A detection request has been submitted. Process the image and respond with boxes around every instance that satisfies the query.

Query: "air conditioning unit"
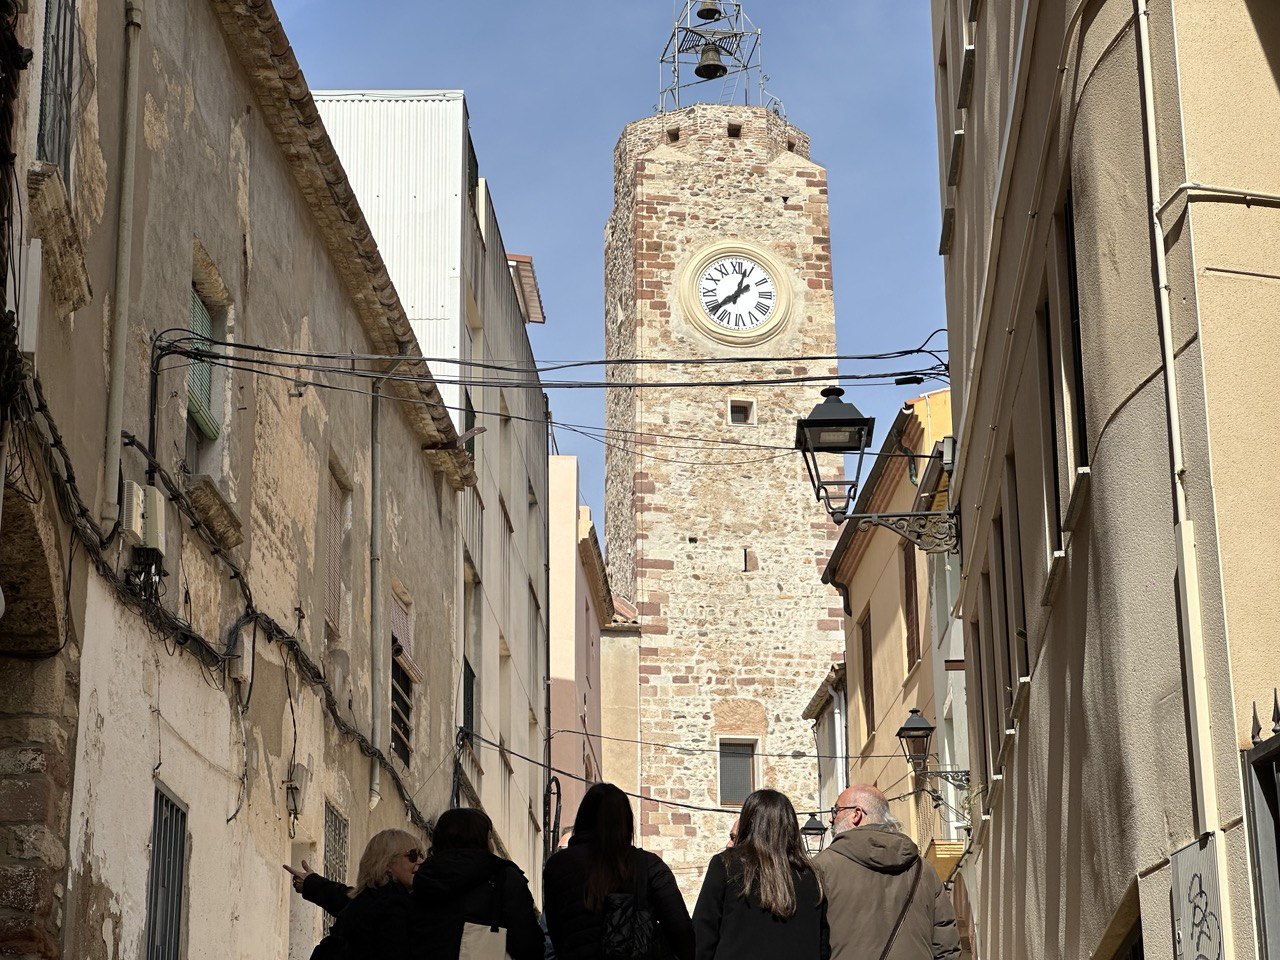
[142,485,166,556]
[4,239,43,361]
[121,480,145,545]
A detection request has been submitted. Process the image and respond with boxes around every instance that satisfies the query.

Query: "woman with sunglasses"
[413,807,545,960]
[286,827,422,958]
[692,789,830,960]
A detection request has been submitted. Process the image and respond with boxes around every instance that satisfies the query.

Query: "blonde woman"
[286,827,422,959]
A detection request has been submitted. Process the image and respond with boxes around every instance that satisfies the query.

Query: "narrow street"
[1,2,1278,959]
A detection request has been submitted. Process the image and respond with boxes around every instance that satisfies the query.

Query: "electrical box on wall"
[142,485,166,556]
[121,480,145,545]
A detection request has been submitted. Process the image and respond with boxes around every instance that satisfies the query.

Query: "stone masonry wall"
[604,105,845,900]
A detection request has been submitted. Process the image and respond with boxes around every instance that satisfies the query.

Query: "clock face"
[697,255,777,332]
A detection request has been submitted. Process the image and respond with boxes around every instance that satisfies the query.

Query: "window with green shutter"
[187,288,219,440]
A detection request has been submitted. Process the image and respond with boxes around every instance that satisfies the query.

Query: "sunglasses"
[404,849,423,863]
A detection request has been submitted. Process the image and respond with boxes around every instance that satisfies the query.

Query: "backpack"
[600,851,672,960]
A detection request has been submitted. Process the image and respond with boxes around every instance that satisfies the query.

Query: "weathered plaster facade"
[603,104,845,900]
[0,2,478,958]
[930,0,1280,955]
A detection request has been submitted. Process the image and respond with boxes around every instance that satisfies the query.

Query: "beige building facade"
[817,391,969,883]
[930,0,1280,956]
[548,456,612,833]
[603,103,846,899]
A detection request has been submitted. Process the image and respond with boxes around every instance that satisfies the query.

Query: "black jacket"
[692,853,829,960]
[414,849,545,960]
[543,837,695,960]
[300,875,415,959]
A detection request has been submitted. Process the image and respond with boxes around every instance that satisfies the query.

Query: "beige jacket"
[812,825,961,960]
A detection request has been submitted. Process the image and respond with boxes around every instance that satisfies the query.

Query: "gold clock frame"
[678,239,794,347]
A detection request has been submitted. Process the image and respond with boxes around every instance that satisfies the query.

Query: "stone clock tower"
[604,104,845,897]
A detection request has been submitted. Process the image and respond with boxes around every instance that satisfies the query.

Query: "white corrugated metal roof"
[315,90,469,428]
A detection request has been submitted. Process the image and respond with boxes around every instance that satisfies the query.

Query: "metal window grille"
[719,741,755,806]
[903,542,921,668]
[144,786,187,960]
[859,609,875,735]
[391,657,413,766]
[187,290,219,440]
[462,657,476,742]
[325,470,344,631]
[37,0,76,178]
[323,803,348,934]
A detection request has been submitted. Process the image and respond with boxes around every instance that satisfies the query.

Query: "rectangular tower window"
[727,123,742,139]
[728,399,755,425]
[666,127,680,144]
[719,740,756,806]
[144,785,187,960]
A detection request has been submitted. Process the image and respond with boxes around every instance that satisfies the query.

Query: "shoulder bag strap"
[877,859,924,960]
[490,862,507,932]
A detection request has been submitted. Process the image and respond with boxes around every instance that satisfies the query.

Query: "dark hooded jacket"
[413,848,545,960]
[300,874,414,959]
[542,835,695,960]
[811,825,961,960]
[692,851,829,960]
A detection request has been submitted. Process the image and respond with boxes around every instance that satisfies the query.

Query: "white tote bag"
[458,921,511,960]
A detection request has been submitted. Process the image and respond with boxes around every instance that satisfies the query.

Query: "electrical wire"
[549,728,910,764]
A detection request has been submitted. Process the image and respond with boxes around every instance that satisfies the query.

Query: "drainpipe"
[368,346,409,810]
[101,0,144,526]
[1134,0,1234,950]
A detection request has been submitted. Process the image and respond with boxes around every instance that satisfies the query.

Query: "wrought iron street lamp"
[895,708,934,775]
[893,708,971,791]
[800,813,828,854]
[795,387,960,554]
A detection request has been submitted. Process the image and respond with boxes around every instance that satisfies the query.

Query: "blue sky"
[278,0,945,527]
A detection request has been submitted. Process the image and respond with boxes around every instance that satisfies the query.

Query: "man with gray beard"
[813,785,961,960]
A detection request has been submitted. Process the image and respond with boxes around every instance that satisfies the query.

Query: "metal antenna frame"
[658,1,782,114]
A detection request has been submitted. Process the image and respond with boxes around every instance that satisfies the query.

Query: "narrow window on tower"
[728,399,755,426]
[727,123,742,139]
[666,127,680,144]
[718,739,757,806]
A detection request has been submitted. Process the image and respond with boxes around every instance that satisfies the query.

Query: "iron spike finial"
[1272,688,1280,736]
[1252,701,1263,746]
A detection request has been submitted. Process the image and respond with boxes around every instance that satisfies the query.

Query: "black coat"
[300,876,415,959]
[413,849,545,960]
[692,853,829,960]
[542,837,695,960]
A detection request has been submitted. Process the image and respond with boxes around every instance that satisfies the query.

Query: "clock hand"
[711,279,750,311]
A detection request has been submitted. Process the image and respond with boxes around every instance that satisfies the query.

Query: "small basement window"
[728,399,755,425]
[727,123,742,139]
[666,127,680,144]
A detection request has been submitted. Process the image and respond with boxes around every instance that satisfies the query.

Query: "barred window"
[390,592,416,768]
[322,803,348,934]
[718,740,756,806]
[38,0,77,179]
[144,786,188,960]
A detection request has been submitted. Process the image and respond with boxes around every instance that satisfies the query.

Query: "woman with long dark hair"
[543,782,695,960]
[692,789,829,960]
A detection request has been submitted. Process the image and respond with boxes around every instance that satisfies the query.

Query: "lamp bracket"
[845,511,960,555]
[917,768,972,790]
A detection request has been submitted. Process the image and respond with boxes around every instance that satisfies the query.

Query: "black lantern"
[895,708,935,775]
[800,813,828,854]
[795,386,875,524]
